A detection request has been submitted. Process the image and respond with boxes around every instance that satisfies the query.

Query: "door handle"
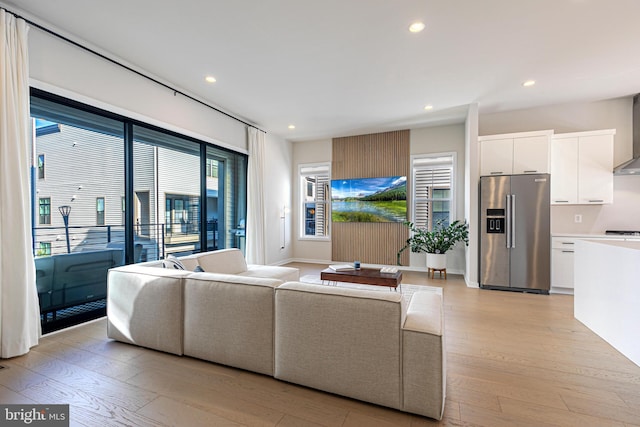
[505,194,511,248]
[511,194,516,248]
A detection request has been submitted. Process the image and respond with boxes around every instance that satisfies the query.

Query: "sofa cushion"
[183,273,281,375]
[176,253,201,271]
[192,248,248,274]
[107,265,190,355]
[241,265,300,282]
[162,255,186,270]
[274,282,403,410]
[401,291,445,420]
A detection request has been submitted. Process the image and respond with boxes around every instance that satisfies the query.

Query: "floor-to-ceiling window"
[30,89,247,332]
[133,125,201,259]
[206,146,247,252]
[31,93,126,332]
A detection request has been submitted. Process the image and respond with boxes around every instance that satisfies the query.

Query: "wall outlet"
[574,214,583,223]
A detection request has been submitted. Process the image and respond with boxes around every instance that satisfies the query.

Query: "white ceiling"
[5,0,640,142]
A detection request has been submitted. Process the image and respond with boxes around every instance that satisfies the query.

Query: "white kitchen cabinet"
[550,137,578,204]
[513,136,551,174]
[578,133,614,204]
[480,137,513,175]
[551,237,577,293]
[551,234,640,294]
[479,130,552,176]
[551,129,615,205]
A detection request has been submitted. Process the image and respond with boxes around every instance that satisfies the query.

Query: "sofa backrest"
[186,248,248,274]
[274,282,404,410]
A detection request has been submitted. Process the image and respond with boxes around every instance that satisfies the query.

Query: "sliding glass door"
[30,89,247,332]
[206,146,247,252]
[133,125,201,259]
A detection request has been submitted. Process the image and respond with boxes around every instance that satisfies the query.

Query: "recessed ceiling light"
[522,80,536,87]
[424,105,434,111]
[409,22,425,33]
[288,125,295,129]
[205,76,217,83]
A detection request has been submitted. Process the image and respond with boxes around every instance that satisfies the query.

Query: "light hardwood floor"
[1,263,640,426]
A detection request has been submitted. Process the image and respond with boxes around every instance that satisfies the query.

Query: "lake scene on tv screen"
[331,176,407,223]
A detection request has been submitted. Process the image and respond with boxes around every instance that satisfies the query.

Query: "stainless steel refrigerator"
[479,174,550,294]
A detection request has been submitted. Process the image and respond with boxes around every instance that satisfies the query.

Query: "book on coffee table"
[328,264,355,271]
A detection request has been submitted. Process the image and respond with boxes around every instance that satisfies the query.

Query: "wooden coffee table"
[320,267,402,290]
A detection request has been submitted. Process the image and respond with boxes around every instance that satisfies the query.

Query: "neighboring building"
[32,120,226,259]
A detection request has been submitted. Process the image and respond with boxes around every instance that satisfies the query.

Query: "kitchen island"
[574,239,640,367]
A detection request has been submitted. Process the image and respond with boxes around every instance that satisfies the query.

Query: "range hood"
[614,94,640,175]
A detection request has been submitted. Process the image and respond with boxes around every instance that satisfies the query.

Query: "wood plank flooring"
[1,263,640,426]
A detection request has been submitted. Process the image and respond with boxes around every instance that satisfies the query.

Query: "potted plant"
[397,219,470,268]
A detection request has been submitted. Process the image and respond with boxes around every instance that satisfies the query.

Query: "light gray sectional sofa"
[106,248,446,420]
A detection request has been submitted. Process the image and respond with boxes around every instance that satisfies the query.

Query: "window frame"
[411,152,456,231]
[298,162,331,241]
[37,154,45,179]
[31,88,248,263]
[38,241,51,256]
[206,157,219,178]
[39,197,51,225]
[96,197,105,226]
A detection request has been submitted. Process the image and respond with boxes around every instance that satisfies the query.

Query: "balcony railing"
[33,220,219,260]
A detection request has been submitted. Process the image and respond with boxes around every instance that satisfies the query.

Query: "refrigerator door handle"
[505,194,511,248]
[511,194,516,248]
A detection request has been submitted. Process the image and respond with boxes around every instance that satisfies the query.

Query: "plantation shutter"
[315,175,329,236]
[413,155,454,230]
[300,164,330,237]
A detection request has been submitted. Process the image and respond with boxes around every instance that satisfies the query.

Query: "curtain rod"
[2,6,266,134]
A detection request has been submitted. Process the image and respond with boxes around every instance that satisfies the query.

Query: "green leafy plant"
[397,219,469,265]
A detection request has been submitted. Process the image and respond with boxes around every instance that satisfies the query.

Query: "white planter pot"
[426,253,447,270]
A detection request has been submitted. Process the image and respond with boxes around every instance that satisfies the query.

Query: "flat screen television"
[331,176,407,223]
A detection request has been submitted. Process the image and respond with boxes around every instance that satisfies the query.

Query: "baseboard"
[269,258,296,266]
[464,276,479,288]
[288,258,335,265]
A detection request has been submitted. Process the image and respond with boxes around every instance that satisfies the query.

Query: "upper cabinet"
[479,130,552,176]
[551,129,615,205]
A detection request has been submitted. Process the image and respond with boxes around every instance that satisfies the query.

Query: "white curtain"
[246,127,266,264]
[0,9,40,358]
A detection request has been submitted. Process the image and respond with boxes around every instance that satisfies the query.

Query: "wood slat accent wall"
[332,130,410,265]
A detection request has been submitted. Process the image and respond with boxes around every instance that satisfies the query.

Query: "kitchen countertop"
[552,233,640,239]
[582,239,640,251]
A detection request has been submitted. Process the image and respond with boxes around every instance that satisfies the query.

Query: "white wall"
[480,97,640,234]
[263,133,294,265]
[465,104,480,287]
[291,139,332,263]
[28,26,247,153]
[410,124,466,274]
[24,17,295,264]
[291,125,468,270]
